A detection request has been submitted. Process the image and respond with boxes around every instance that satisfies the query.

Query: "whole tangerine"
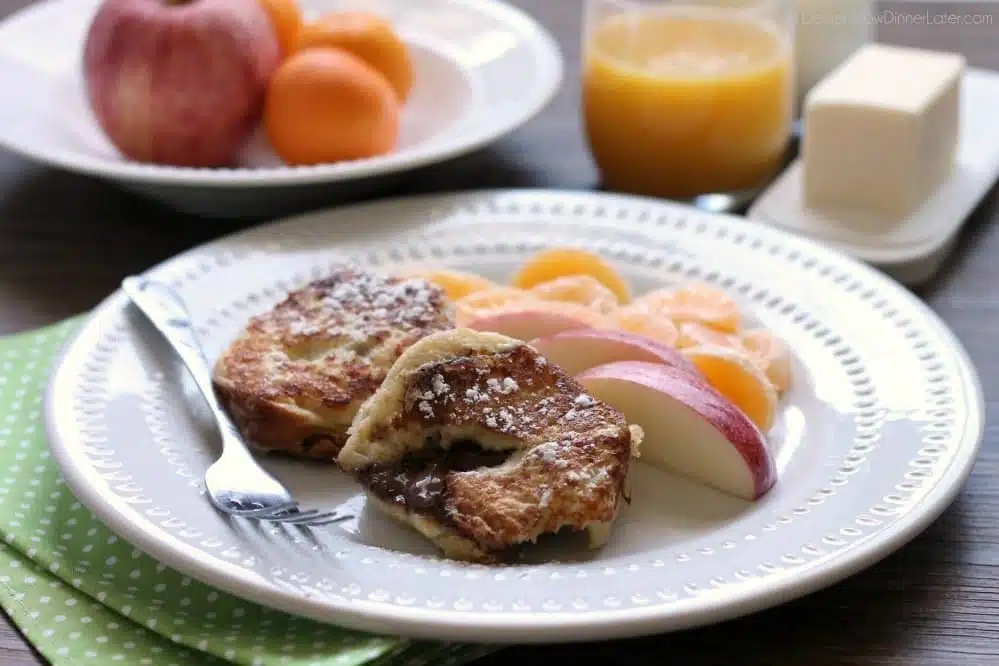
[293,11,414,102]
[257,0,303,57]
[264,48,400,166]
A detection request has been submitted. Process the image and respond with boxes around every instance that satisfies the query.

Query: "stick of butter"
[802,43,965,217]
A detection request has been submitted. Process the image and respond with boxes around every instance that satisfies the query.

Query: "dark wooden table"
[2,1,998,663]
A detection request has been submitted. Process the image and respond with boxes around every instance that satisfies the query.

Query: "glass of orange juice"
[582,0,795,206]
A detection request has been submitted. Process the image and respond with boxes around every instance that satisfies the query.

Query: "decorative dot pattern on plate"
[43,191,981,640]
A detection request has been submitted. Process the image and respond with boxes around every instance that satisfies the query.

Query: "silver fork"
[122,276,348,528]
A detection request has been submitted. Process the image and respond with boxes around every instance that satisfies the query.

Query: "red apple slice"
[465,311,597,342]
[530,328,700,378]
[577,361,776,501]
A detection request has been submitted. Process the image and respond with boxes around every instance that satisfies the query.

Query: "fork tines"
[259,506,352,527]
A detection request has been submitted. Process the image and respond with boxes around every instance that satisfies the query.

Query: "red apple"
[530,328,700,378]
[82,0,280,167]
[577,361,776,501]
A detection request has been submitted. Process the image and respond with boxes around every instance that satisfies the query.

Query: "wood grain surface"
[0,1,997,664]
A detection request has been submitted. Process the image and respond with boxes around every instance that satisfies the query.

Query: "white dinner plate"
[45,189,984,644]
[0,0,562,218]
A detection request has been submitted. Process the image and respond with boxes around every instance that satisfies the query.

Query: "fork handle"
[122,276,245,447]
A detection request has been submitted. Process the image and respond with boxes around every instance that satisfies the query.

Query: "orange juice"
[583,9,793,199]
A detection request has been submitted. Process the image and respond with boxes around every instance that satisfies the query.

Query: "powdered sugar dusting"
[497,408,516,431]
[400,342,630,504]
[324,272,437,324]
[465,387,489,403]
[288,321,322,337]
[535,441,559,463]
[278,268,450,344]
[485,377,520,395]
[431,374,451,399]
[529,439,614,489]
[533,441,570,470]
[562,393,599,422]
[460,372,524,407]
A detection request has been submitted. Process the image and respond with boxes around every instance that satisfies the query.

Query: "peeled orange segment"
[605,307,680,348]
[681,345,778,433]
[537,300,614,327]
[454,287,540,326]
[396,268,496,302]
[676,321,743,350]
[511,248,631,303]
[529,275,621,314]
[740,328,793,394]
[464,297,612,329]
[631,283,742,332]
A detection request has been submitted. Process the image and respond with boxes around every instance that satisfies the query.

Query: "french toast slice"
[211,267,455,461]
[338,328,643,562]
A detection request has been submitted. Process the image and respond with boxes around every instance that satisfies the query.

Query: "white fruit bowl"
[0,0,562,218]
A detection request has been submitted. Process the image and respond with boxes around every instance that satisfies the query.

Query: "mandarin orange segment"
[605,306,680,347]
[631,283,741,332]
[293,11,414,102]
[676,321,743,350]
[682,345,778,432]
[740,328,792,394]
[511,248,631,303]
[454,287,540,326]
[540,300,615,327]
[396,268,496,302]
[529,275,621,314]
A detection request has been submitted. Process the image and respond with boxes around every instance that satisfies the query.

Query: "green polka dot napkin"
[0,317,497,666]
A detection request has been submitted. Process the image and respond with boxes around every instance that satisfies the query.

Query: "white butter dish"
[747,67,999,286]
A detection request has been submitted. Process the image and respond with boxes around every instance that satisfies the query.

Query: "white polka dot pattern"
[0,318,498,666]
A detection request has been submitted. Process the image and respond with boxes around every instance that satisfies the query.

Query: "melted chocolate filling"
[358,438,511,525]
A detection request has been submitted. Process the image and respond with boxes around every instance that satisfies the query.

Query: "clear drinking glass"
[582,0,796,209]
[794,0,874,114]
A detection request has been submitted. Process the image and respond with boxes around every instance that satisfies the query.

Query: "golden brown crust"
[339,329,641,561]
[211,268,455,461]
[365,494,496,562]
